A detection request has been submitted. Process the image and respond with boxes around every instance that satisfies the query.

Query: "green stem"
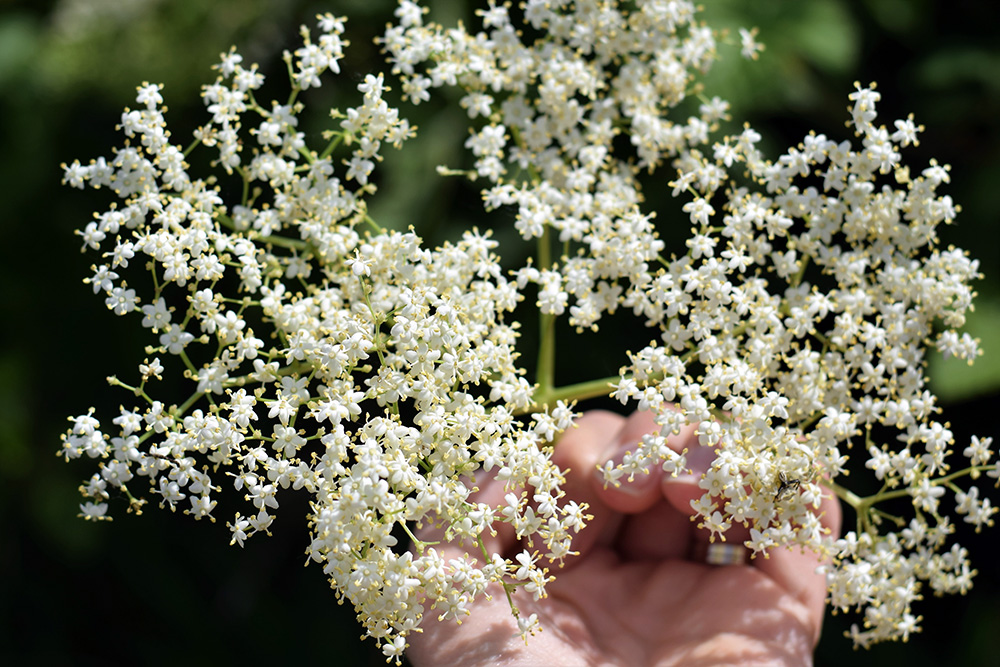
[259,234,309,251]
[183,137,201,159]
[825,464,992,532]
[319,131,347,161]
[791,252,811,287]
[536,313,556,400]
[538,222,552,271]
[178,349,198,376]
[529,319,747,412]
[534,224,556,400]
[363,213,385,234]
[824,477,865,509]
[358,274,386,369]
[477,533,521,616]
[528,375,617,413]
[160,389,207,426]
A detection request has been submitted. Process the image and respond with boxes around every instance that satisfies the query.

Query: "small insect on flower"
[774,471,801,503]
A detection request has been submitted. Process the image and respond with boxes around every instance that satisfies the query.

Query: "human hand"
[406,410,842,667]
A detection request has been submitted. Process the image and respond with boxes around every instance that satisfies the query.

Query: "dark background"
[1,0,998,664]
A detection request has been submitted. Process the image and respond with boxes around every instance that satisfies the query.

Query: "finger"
[611,417,703,560]
[613,497,692,560]
[660,437,713,516]
[753,486,843,641]
[475,472,522,558]
[414,472,518,564]
[590,410,666,513]
[660,435,755,565]
[595,411,754,562]
[550,410,627,559]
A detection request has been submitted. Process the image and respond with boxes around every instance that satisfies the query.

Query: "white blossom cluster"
[60,13,584,661]
[60,0,994,657]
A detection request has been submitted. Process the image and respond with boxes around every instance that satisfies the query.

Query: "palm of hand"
[407,411,840,667]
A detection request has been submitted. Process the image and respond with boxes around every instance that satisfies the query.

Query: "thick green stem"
[259,234,309,251]
[534,225,556,398]
[537,222,552,271]
[536,313,556,399]
[527,375,617,414]
[824,477,866,509]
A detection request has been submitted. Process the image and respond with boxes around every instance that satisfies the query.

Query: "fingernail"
[595,436,660,495]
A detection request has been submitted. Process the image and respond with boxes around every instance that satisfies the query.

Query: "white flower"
[105,286,138,315]
[140,297,172,331]
[79,501,110,521]
[739,27,764,60]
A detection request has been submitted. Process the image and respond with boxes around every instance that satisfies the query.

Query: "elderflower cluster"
[60,13,584,660]
[60,0,993,658]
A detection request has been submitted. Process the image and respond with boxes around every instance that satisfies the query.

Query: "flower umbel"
[60,0,992,658]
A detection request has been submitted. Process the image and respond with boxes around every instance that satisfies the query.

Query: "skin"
[407,410,843,667]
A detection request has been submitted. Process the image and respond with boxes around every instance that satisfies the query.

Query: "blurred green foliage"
[1,1,997,664]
